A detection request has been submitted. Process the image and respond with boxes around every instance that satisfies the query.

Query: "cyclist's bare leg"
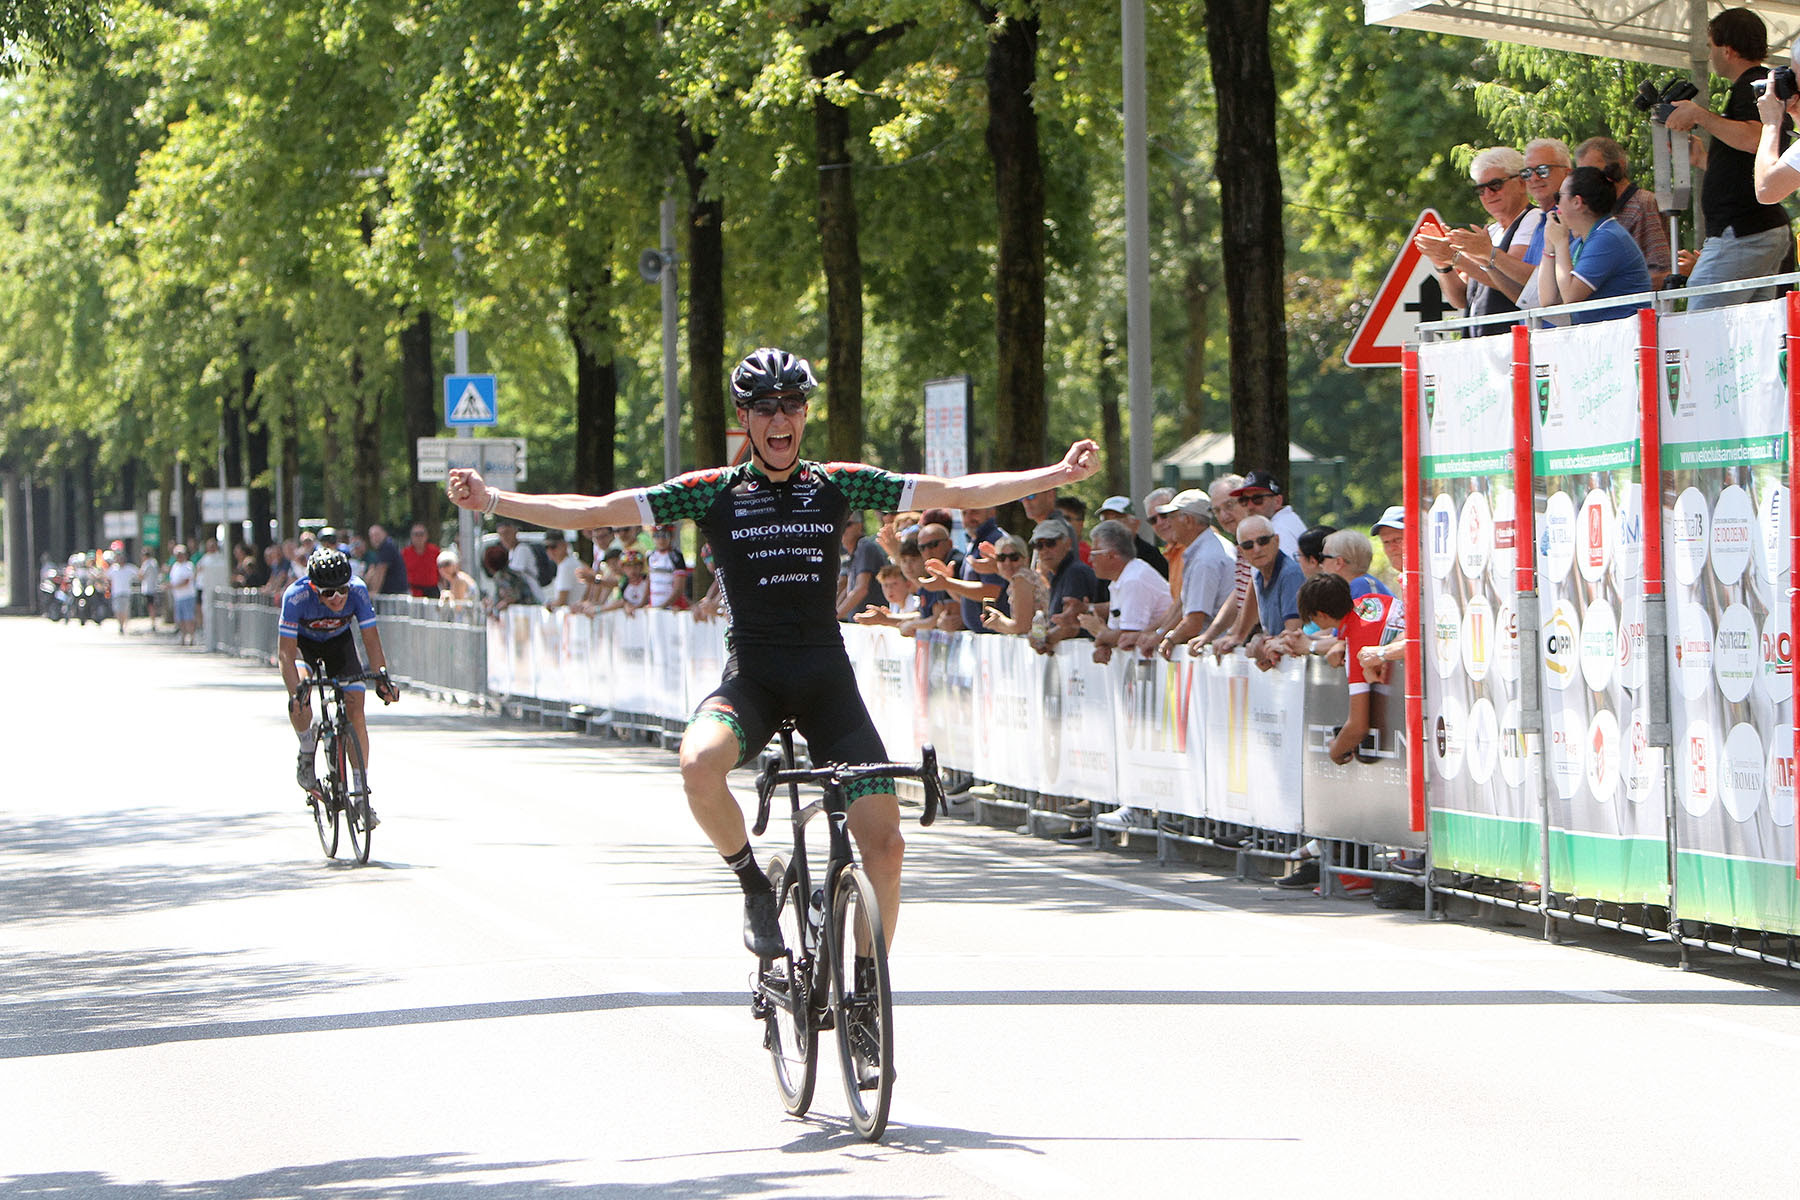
[679,718,749,855]
[346,689,370,769]
[846,791,904,949]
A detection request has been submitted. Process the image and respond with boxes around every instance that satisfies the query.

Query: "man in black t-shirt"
[1666,7,1794,311]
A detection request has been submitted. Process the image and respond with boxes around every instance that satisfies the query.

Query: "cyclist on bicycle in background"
[447,347,1100,959]
[279,547,401,825]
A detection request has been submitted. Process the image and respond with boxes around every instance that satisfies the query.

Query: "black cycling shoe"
[743,890,785,958]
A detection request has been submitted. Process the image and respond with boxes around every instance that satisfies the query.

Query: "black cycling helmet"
[307,547,353,589]
[730,347,817,405]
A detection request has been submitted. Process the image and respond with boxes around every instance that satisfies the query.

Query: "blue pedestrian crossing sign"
[445,374,498,426]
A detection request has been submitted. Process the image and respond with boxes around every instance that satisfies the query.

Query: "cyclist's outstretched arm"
[447,468,643,531]
[909,439,1099,510]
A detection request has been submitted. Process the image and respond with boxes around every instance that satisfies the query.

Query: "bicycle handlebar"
[752,743,944,835]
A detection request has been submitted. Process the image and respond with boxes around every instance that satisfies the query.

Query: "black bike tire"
[312,729,340,858]
[761,855,817,1116]
[828,865,894,1141]
[340,718,372,865]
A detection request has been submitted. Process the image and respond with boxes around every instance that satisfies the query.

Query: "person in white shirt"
[139,552,162,626]
[196,537,232,633]
[496,520,544,603]
[1231,470,1306,557]
[1077,519,1171,657]
[542,530,583,610]
[105,553,140,636]
[166,544,198,645]
[646,524,690,609]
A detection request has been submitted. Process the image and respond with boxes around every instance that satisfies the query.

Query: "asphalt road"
[3,612,1799,1198]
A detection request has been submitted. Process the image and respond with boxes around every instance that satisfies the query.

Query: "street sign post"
[1344,208,1452,368]
[445,374,498,427]
[200,487,249,523]
[416,437,529,488]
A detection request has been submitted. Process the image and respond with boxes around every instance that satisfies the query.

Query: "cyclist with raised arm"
[279,547,401,826]
[447,347,1099,958]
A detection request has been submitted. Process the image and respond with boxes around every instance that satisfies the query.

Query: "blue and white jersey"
[279,576,377,642]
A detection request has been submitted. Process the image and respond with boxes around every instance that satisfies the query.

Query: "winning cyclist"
[447,347,1099,958]
[279,547,401,825]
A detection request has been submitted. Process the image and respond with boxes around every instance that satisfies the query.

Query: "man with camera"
[1664,7,1793,311]
[1753,47,1800,204]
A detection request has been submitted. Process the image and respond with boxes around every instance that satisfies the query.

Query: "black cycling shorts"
[299,631,366,692]
[692,642,892,796]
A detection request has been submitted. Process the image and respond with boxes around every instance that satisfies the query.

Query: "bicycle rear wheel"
[760,854,816,1116]
[312,731,340,859]
[339,720,372,865]
[828,865,893,1141]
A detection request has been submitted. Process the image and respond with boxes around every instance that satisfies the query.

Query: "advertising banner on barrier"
[1660,298,1800,933]
[1419,335,1536,879]
[844,625,917,762]
[1043,645,1118,802]
[1531,317,1665,904]
[1113,655,1202,817]
[1198,653,1306,831]
[976,632,1046,793]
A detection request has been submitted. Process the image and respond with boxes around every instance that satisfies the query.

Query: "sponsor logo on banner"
[1722,722,1766,822]
[1767,723,1795,827]
[1433,695,1466,781]
[1499,699,1528,788]
[1613,483,1642,585]
[1227,674,1250,794]
[1714,603,1758,704]
[1495,599,1521,683]
[1535,362,1553,424]
[1759,485,1788,582]
[1458,490,1492,580]
[1663,346,1688,419]
[1709,484,1755,585]
[1428,492,1456,579]
[1670,487,1710,587]
[1681,718,1716,818]
[1674,602,1715,698]
[1041,654,1063,787]
[1549,707,1584,799]
[1626,707,1655,804]
[1424,374,1437,422]
[1577,489,1614,584]
[1544,598,1579,691]
[1467,696,1499,785]
[1618,593,1646,691]
[1539,491,1575,583]
[1760,605,1792,704]
[1586,708,1620,805]
[1461,594,1493,682]
[1579,599,1617,693]
[1433,591,1461,680]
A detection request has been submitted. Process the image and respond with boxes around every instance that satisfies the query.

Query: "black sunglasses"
[314,584,349,599]
[994,552,1023,562]
[919,537,948,549]
[1238,534,1276,550]
[1518,164,1561,179]
[1470,176,1511,196]
[1030,538,1062,550]
[741,395,807,418]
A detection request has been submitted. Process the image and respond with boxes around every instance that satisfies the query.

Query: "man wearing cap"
[1231,471,1305,557]
[1149,489,1234,659]
[1370,505,1406,586]
[1097,495,1169,578]
[1032,520,1100,651]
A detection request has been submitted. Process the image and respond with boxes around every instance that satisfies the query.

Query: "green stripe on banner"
[1547,831,1669,905]
[1533,440,1639,476]
[1429,809,1538,881]
[1675,851,1800,936]
[1659,434,1789,470]
[1421,452,1512,479]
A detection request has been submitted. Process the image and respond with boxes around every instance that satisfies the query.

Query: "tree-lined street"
[5,616,1800,1197]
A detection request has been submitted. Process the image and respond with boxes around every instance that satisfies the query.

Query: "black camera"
[1752,65,1799,102]
[1633,75,1700,123]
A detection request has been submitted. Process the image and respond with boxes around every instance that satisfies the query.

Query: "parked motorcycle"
[39,570,70,621]
[70,575,104,625]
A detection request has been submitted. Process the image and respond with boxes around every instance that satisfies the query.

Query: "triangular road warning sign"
[1344,208,1454,368]
[450,382,493,423]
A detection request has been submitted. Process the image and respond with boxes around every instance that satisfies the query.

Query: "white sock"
[298,728,317,754]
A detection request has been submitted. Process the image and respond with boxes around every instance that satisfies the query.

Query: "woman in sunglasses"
[446,345,1100,962]
[976,534,1046,638]
[277,547,400,822]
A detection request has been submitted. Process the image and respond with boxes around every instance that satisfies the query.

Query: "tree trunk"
[350,357,382,533]
[242,344,272,549]
[1203,0,1288,480]
[567,243,617,499]
[1097,332,1125,497]
[400,309,439,533]
[981,5,1047,471]
[1181,256,1212,440]
[681,122,727,471]
[812,71,863,464]
[282,404,302,545]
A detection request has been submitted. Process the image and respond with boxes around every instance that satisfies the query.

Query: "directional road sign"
[1344,208,1452,368]
[445,374,498,426]
[416,437,529,487]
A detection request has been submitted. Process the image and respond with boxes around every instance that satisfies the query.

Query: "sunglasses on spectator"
[741,395,807,418]
[1031,538,1063,550]
[314,584,349,599]
[919,537,947,548]
[994,552,1024,562]
[1470,176,1511,196]
[1238,535,1276,550]
[1518,164,1561,179]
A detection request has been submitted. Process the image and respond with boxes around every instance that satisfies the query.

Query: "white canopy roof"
[1364,0,1800,71]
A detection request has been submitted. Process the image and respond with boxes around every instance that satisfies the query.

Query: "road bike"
[296,668,384,865]
[748,720,943,1141]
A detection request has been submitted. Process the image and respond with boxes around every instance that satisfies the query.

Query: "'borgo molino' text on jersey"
[633,461,917,648]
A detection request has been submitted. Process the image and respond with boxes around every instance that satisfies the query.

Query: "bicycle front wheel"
[312,733,340,859]
[828,865,893,1141]
[760,854,817,1116]
[339,721,372,865]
